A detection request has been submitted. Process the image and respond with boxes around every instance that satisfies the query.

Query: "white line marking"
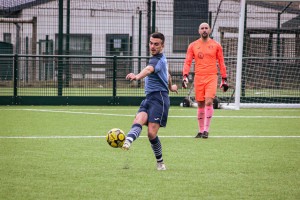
[1,108,300,118]
[1,108,300,111]
[21,109,135,117]
[0,135,299,139]
[170,116,300,118]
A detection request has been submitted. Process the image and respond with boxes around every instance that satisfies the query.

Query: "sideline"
[1,108,300,118]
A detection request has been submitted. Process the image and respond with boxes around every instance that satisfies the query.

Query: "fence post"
[138,10,142,88]
[25,37,29,82]
[65,0,71,87]
[152,1,156,33]
[13,54,18,104]
[57,0,64,96]
[147,0,151,57]
[241,2,247,98]
[113,56,117,102]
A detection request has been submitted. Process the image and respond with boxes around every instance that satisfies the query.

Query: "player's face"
[199,24,210,39]
[149,37,164,55]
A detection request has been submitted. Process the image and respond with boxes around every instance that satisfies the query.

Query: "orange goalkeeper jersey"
[183,38,227,78]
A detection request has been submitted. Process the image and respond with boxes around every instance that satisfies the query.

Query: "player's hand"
[220,77,229,92]
[182,75,189,89]
[126,73,136,81]
[170,84,178,94]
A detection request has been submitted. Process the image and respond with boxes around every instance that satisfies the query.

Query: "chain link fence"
[0,0,299,105]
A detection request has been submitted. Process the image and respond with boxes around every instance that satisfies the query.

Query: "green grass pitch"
[0,106,299,200]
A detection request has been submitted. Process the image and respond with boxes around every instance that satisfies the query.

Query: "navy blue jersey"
[144,53,168,95]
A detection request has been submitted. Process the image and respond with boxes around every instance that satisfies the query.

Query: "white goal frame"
[231,0,300,109]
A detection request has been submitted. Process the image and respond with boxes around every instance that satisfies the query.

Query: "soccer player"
[122,32,178,171]
[182,22,228,139]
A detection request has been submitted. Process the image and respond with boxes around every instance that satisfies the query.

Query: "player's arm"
[182,43,194,88]
[217,45,228,92]
[126,65,154,81]
[217,45,227,79]
[168,72,178,94]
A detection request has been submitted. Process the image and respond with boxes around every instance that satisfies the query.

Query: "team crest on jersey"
[198,52,204,59]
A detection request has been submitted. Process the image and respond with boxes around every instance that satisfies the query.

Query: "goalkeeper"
[182,22,228,139]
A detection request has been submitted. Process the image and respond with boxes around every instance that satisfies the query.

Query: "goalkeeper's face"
[199,23,211,39]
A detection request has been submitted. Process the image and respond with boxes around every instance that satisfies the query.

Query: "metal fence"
[1,54,299,105]
[0,0,299,105]
[0,54,233,105]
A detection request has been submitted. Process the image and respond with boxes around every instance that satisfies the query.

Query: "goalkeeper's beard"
[201,32,209,39]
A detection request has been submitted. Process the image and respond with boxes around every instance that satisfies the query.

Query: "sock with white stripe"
[150,136,163,163]
[125,123,142,143]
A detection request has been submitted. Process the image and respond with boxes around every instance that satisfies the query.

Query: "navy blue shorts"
[138,91,170,127]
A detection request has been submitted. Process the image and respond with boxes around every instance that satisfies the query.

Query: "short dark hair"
[150,32,165,44]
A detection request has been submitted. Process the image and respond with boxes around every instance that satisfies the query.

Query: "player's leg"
[147,91,169,170]
[203,75,218,138]
[122,111,147,150]
[122,100,148,150]
[148,123,166,170]
[194,76,205,138]
[203,97,214,138]
[196,101,205,138]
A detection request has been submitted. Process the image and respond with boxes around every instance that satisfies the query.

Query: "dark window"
[3,33,11,43]
[55,34,92,55]
[106,34,130,57]
[173,0,208,52]
[55,34,92,63]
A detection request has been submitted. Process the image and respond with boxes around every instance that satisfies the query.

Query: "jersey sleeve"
[148,58,156,67]
[217,44,227,78]
[182,42,195,76]
[148,57,159,73]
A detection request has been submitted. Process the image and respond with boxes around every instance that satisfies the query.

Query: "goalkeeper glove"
[220,77,229,92]
[182,75,189,89]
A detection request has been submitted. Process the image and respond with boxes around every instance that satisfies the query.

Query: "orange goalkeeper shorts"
[194,74,218,102]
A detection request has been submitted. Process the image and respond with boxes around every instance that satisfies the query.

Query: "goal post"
[226,0,300,109]
[234,0,246,110]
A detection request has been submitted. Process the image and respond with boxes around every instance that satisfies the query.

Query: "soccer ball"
[106,128,126,148]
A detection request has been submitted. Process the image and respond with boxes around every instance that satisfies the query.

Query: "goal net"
[217,0,300,109]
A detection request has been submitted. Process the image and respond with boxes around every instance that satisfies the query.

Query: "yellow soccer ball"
[106,128,126,148]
